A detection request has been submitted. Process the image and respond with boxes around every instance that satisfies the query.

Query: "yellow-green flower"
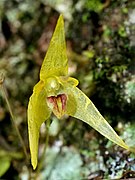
[28,15,129,170]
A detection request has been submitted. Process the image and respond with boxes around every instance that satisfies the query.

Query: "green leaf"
[66,85,129,150]
[0,157,11,177]
[40,14,68,80]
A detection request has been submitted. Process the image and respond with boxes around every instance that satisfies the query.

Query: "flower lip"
[47,93,67,118]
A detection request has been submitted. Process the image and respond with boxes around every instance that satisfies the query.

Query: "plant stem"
[0,75,29,162]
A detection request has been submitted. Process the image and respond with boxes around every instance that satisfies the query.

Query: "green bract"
[28,15,129,170]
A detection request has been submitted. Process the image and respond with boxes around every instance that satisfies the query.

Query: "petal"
[28,81,51,169]
[66,85,129,150]
[58,76,79,87]
[40,14,68,80]
[47,94,67,119]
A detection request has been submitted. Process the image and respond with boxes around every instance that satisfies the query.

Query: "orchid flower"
[28,14,129,170]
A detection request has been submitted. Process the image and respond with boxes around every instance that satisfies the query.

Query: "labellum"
[47,94,67,118]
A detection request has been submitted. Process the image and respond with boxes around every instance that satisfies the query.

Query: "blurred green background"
[0,0,135,179]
